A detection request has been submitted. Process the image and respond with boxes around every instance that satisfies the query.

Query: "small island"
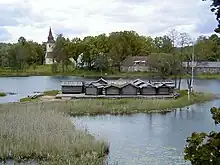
[19,78,215,116]
[0,92,6,97]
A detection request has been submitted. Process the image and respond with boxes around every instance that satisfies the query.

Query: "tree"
[167,28,180,88]
[108,31,132,72]
[178,32,192,90]
[203,0,220,33]
[52,34,69,72]
[184,107,220,165]
[148,53,176,79]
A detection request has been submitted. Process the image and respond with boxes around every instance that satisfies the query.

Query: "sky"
[0,0,219,43]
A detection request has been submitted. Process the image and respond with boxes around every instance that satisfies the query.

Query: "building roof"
[120,82,138,88]
[88,82,104,88]
[47,27,55,43]
[182,61,220,68]
[139,82,154,88]
[104,83,121,89]
[93,77,108,84]
[122,56,148,67]
[61,81,83,86]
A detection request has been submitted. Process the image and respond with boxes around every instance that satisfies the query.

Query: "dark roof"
[120,82,138,88]
[47,27,55,43]
[61,81,83,86]
[122,56,148,67]
[87,82,104,88]
[139,82,154,88]
[93,78,108,84]
[104,84,121,89]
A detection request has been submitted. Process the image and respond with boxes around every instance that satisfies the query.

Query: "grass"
[20,90,59,102]
[1,65,220,79]
[0,92,6,97]
[13,91,215,116]
[43,90,59,96]
[0,104,109,164]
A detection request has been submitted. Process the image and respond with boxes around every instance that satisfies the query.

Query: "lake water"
[1,76,220,164]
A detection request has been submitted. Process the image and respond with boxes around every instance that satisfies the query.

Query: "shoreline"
[0,72,219,80]
[1,66,220,79]
[2,92,216,116]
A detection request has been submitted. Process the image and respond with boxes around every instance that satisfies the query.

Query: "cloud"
[0,27,11,42]
[0,0,219,43]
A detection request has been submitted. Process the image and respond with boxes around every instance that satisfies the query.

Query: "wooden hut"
[61,81,83,94]
[156,83,170,95]
[85,83,104,95]
[164,82,175,94]
[133,79,146,87]
[139,82,156,95]
[104,84,120,95]
[120,82,139,95]
[93,78,108,85]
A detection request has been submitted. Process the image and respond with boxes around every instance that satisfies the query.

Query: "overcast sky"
[0,0,218,43]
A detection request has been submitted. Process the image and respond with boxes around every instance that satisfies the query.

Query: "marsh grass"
[20,90,59,102]
[0,92,6,97]
[7,92,214,116]
[0,104,109,164]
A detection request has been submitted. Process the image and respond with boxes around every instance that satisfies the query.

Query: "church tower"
[45,27,55,64]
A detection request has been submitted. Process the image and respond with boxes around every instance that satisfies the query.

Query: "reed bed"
[0,104,109,164]
[2,92,214,116]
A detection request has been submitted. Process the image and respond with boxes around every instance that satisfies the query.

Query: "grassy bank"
[1,65,220,79]
[20,90,59,102]
[0,104,108,164]
[0,92,6,97]
[6,92,215,116]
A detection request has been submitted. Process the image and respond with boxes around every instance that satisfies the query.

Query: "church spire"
[47,27,54,42]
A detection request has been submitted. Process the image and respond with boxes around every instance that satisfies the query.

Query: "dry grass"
[0,104,109,164]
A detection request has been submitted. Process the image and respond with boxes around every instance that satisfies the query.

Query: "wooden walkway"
[55,93,174,99]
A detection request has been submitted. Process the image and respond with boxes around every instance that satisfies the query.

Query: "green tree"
[52,34,69,73]
[184,107,220,165]
[108,31,132,72]
[203,0,220,33]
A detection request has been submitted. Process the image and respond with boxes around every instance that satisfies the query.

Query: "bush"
[184,107,220,165]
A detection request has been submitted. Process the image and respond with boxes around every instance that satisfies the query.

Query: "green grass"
[43,90,59,96]
[20,90,59,102]
[0,92,6,97]
[14,91,215,116]
[1,65,220,79]
[0,103,109,164]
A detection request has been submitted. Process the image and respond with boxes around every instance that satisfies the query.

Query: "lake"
[1,76,220,164]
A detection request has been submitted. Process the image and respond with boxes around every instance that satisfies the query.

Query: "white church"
[45,27,56,65]
[44,27,81,66]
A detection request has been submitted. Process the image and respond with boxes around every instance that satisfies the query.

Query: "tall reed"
[0,104,108,164]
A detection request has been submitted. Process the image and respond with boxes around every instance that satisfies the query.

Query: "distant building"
[182,61,220,74]
[45,27,55,65]
[121,56,149,72]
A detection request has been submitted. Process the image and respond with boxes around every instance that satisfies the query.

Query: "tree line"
[0,29,220,73]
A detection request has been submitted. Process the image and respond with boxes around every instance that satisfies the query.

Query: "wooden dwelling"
[139,83,156,95]
[92,78,108,85]
[133,79,146,87]
[61,81,83,94]
[104,84,120,95]
[85,83,104,95]
[156,83,170,95]
[120,83,139,95]
[164,82,175,94]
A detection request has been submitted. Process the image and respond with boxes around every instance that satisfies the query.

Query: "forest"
[0,29,220,75]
